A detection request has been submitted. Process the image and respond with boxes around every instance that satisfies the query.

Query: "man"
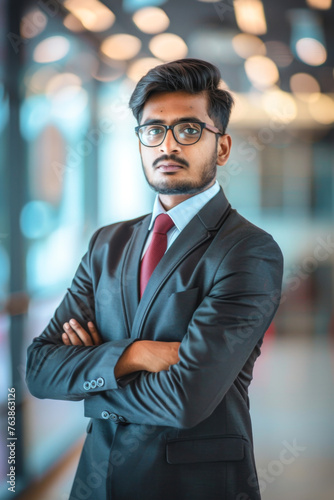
[26,59,283,500]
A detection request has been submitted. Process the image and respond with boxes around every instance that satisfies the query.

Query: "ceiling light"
[132,7,169,34]
[289,9,326,66]
[149,33,188,61]
[244,55,279,88]
[127,57,163,82]
[233,0,267,35]
[64,0,115,32]
[33,36,70,63]
[308,94,334,124]
[306,0,332,9]
[290,73,321,103]
[296,38,327,66]
[101,34,141,61]
[232,33,266,59]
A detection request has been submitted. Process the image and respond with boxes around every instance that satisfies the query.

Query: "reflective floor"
[18,336,334,500]
[251,336,334,500]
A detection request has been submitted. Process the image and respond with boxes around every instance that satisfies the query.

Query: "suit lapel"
[130,187,231,340]
[120,215,151,336]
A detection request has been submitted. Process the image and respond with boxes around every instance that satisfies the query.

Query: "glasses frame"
[135,121,224,147]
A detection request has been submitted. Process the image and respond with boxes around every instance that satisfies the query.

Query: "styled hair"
[129,58,234,133]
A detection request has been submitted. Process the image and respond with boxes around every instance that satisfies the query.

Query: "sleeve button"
[101,411,110,419]
[83,381,91,391]
[90,379,97,389]
[110,412,118,422]
[97,377,105,387]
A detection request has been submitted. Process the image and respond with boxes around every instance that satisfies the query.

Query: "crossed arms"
[62,319,180,378]
[26,230,283,428]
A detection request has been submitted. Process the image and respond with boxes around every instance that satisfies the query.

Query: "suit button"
[97,377,105,387]
[90,379,97,389]
[110,412,119,422]
[83,381,91,391]
[101,411,110,419]
[118,415,127,423]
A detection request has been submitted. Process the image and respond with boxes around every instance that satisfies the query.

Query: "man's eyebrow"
[141,116,203,126]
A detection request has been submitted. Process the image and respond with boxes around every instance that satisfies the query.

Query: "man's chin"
[148,179,214,196]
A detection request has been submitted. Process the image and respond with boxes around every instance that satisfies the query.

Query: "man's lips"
[156,163,184,172]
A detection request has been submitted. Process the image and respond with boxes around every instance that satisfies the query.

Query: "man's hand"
[61,319,180,378]
[114,340,181,379]
[62,319,102,346]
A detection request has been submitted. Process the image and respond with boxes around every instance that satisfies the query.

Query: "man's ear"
[217,134,232,166]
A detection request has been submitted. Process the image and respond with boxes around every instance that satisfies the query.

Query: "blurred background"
[0,0,334,498]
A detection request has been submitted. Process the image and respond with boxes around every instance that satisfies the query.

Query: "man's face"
[138,91,229,196]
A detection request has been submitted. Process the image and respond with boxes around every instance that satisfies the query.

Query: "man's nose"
[159,129,181,154]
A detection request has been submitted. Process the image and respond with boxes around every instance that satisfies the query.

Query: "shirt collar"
[148,180,220,232]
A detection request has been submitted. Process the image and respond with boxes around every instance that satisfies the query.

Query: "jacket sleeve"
[84,233,283,428]
[25,229,135,401]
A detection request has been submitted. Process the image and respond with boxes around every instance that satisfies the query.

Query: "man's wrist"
[114,341,142,379]
[126,341,143,371]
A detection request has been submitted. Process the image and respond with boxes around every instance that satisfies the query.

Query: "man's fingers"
[63,322,84,345]
[87,321,102,346]
[62,321,92,346]
[69,319,94,345]
[62,333,71,345]
[61,320,102,347]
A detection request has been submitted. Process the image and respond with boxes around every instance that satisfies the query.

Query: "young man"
[26,59,283,500]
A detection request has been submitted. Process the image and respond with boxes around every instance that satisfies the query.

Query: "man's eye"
[178,125,201,136]
[184,127,199,135]
[147,127,164,136]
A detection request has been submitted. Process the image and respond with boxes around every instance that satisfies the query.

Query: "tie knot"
[152,214,174,235]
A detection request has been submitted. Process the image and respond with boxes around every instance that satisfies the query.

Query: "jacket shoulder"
[88,214,150,248]
[216,208,283,268]
[225,208,279,243]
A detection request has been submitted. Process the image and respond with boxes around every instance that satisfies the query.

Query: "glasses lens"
[139,125,166,146]
[174,122,202,144]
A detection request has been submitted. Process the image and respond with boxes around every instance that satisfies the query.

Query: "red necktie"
[140,214,174,297]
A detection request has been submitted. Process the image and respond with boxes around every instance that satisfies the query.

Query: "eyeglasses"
[135,121,223,147]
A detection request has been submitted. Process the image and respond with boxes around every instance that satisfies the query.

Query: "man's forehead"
[141,91,209,122]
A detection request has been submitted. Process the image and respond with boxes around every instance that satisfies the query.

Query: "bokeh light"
[132,7,169,34]
[232,33,266,59]
[149,33,188,61]
[244,55,279,88]
[234,0,267,35]
[64,0,115,32]
[101,34,141,61]
[33,36,70,63]
[290,73,321,103]
[296,38,327,66]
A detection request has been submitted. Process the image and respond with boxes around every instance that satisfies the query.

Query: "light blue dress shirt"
[141,180,220,258]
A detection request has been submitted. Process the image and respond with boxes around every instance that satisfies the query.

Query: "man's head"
[129,59,234,207]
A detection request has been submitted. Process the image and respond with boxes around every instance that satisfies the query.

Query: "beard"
[141,148,218,195]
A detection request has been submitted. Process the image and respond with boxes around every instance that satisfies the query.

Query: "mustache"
[153,154,189,168]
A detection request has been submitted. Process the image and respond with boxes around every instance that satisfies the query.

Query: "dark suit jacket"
[26,187,283,500]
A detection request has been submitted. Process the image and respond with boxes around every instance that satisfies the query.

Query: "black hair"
[129,58,234,133]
